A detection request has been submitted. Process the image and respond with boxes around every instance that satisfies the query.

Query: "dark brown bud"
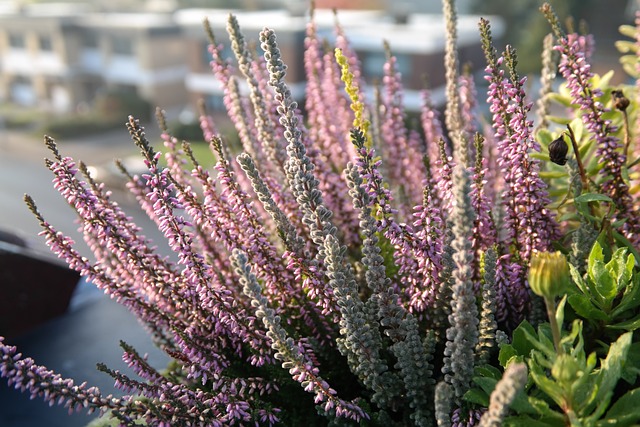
[611,89,630,112]
[548,135,568,165]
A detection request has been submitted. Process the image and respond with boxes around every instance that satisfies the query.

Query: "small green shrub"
[94,89,152,122]
[39,114,120,139]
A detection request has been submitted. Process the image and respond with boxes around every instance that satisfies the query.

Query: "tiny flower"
[528,251,570,299]
[611,89,630,112]
[548,135,569,166]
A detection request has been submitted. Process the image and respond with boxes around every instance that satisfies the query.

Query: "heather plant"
[2,0,640,426]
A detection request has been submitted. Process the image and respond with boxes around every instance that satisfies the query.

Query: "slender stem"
[622,109,631,162]
[566,124,588,192]
[544,296,563,355]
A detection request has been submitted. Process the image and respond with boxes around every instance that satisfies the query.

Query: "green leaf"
[509,387,539,415]
[567,294,609,322]
[622,366,640,386]
[593,70,615,89]
[611,275,640,318]
[504,415,561,427]
[605,315,640,331]
[569,264,590,296]
[568,321,588,361]
[533,324,557,360]
[536,128,554,146]
[558,212,579,223]
[473,376,498,396]
[574,193,614,204]
[586,158,605,175]
[572,352,600,413]
[511,321,538,358]
[623,252,635,286]
[499,344,519,367]
[539,170,568,179]
[620,343,640,384]
[587,390,615,424]
[589,240,604,267]
[598,388,640,426]
[463,388,489,406]
[555,295,567,331]
[546,92,573,108]
[578,135,596,156]
[558,322,583,362]
[595,332,632,403]
[570,118,584,141]
[612,230,640,264]
[593,259,617,305]
[475,364,503,380]
[528,358,564,406]
[595,234,614,261]
[547,115,573,125]
[526,395,567,422]
[607,248,633,291]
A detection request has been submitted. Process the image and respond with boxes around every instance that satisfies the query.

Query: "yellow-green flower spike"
[335,48,369,136]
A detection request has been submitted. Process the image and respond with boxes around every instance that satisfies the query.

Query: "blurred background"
[0,0,637,426]
[0,0,635,145]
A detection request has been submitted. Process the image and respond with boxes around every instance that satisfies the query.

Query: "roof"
[344,14,506,53]
[176,7,505,54]
[0,2,90,18]
[176,8,386,31]
[77,12,176,29]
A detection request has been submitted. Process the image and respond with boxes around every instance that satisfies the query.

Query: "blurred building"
[176,8,311,114]
[0,2,503,115]
[176,7,503,113]
[0,3,188,113]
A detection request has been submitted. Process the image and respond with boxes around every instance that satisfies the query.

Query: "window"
[112,36,133,56]
[363,51,412,80]
[8,33,25,49]
[12,75,30,84]
[38,35,53,52]
[10,76,35,106]
[394,54,411,77]
[202,41,233,68]
[205,94,225,112]
[363,51,386,79]
[83,32,99,49]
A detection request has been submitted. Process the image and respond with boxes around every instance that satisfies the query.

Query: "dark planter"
[0,239,79,340]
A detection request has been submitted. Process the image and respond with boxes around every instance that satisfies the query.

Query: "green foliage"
[1,109,41,130]
[39,113,121,139]
[567,241,640,333]
[468,237,640,426]
[168,120,207,143]
[472,318,640,426]
[36,89,153,139]
[94,89,152,122]
[617,24,640,78]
